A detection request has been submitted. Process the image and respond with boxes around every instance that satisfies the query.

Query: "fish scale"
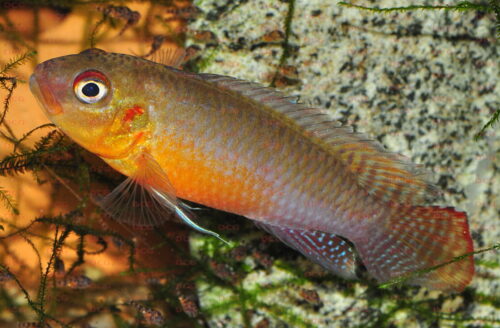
[29,49,474,291]
[150,72,388,236]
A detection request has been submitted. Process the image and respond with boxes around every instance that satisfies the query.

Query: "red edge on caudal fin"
[355,205,474,292]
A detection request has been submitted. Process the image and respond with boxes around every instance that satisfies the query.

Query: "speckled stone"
[189,0,499,327]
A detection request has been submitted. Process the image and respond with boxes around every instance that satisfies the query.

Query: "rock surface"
[188,0,499,327]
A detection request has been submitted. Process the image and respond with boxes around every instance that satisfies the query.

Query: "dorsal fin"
[148,47,186,68]
[196,73,440,205]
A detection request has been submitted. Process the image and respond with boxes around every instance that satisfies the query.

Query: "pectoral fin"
[98,153,228,244]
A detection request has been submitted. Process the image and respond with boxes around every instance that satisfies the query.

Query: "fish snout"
[30,62,64,116]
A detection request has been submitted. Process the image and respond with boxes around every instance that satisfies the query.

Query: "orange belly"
[153,140,274,218]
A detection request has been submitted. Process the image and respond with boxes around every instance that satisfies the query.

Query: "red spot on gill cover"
[123,105,144,122]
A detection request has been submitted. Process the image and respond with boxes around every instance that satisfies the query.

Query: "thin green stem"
[380,243,500,288]
[271,0,296,87]
[338,1,493,13]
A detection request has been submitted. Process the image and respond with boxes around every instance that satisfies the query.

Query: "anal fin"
[255,222,357,279]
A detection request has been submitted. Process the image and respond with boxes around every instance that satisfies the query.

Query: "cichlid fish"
[29,48,474,291]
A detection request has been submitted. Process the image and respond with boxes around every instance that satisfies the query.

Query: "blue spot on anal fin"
[254,221,358,280]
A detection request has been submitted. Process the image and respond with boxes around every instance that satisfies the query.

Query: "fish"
[29,48,474,292]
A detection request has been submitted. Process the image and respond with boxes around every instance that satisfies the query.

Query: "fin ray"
[354,205,474,291]
[98,153,228,243]
[148,47,186,68]
[255,222,357,279]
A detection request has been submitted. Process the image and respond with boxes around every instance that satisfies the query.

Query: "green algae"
[0,1,498,327]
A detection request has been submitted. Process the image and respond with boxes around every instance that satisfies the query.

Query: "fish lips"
[29,65,64,116]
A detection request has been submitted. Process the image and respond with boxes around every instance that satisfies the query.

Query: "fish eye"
[73,70,110,104]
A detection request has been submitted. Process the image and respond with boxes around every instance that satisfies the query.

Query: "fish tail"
[356,205,474,291]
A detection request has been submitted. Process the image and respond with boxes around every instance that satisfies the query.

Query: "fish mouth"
[29,70,63,116]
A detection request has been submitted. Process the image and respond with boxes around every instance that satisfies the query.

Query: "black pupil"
[82,82,100,97]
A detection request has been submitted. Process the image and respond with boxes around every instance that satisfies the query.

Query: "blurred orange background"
[0,0,193,316]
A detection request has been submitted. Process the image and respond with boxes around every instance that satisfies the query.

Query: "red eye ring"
[73,70,110,104]
[73,70,109,89]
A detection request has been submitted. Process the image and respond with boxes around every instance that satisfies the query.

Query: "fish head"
[30,48,153,159]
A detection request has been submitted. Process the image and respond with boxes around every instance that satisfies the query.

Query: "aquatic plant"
[0,1,498,327]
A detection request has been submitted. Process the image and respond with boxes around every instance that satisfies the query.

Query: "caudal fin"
[355,205,474,291]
